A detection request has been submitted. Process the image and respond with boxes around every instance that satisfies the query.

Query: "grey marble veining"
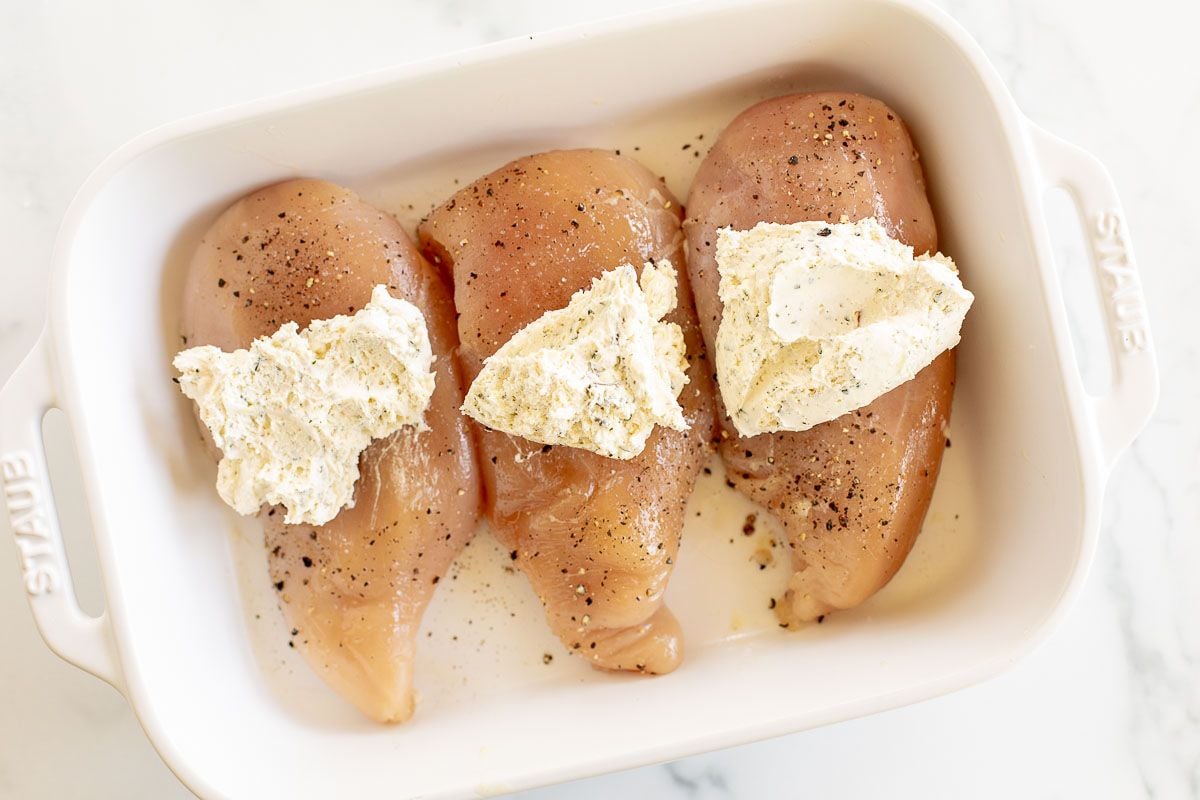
[0,1,1195,798]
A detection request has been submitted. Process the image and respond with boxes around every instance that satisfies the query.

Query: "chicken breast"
[419,150,716,673]
[684,93,955,624]
[181,179,480,721]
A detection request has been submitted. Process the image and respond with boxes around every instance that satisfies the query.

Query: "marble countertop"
[0,1,1195,797]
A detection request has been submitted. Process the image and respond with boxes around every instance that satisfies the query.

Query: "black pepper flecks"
[415,149,716,672]
[685,92,955,625]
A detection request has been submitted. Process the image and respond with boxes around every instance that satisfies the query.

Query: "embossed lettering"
[6,479,38,514]
[2,451,59,596]
[1095,209,1120,241]
[6,481,47,538]
[14,531,52,556]
[25,564,57,595]
[2,452,32,482]
[1093,210,1149,353]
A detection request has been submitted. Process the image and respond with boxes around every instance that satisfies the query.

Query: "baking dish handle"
[0,333,123,690]
[1028,123,1159,473]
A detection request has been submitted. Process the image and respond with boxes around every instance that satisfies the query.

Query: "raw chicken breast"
[419,150,716,674]
[685,93,956,624]
[181,179,480,721]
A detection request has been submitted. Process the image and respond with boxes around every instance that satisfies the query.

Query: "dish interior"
[55,1,1089,795]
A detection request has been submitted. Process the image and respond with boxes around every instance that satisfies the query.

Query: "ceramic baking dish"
[0,0,1158,796]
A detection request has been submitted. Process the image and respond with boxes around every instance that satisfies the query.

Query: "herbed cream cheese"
[174,285,435,526]
[462,260,689,460]
[715,218,973,436]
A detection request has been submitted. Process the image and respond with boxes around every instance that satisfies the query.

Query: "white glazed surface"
[0,2,1194,800]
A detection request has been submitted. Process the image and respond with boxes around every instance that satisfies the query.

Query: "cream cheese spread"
[174,284,435,526]
[715,218,973,436]
[462,260,689,459]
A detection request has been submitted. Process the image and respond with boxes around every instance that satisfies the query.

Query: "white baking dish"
[0,0,1158,796]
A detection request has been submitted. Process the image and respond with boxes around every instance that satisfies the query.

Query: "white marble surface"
[0,1,1196,797]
